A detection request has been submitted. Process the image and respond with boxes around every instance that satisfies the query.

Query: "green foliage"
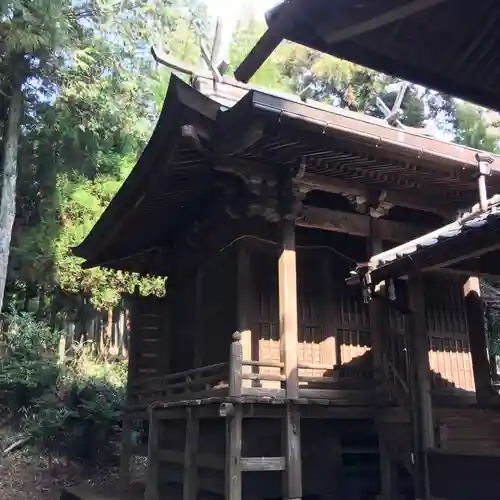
[229,18,292,92]
[24,374,125,464]
[0,309,60,411]
[454,102,499,153]
[0,310,126,465]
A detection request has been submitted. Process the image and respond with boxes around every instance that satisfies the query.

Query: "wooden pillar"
[227,333,243,500]
[194,269,204,368]
[279,219,299,398]
[183,409,199,500]
[407,275,433,500]
[278,219,302,500]
[464,277,492,406]
[119,417,133,490]
[377,434,397,500]
[238,241,253,387]
[120,292,140,489]
[367,218,384,375]
[369,221,396,499]
[144,411,160,500]
[226,408,242,500]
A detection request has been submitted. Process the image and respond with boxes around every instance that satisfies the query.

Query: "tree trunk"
[105,308,113,359]
[23,288,30,312]
[36,287,46,320]
[49,289,60,332]
[0,81,22,313]
[118,307,126,357]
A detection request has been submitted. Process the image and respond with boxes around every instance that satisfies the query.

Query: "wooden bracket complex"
[223,163,309,223]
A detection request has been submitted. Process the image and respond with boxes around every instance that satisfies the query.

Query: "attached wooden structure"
[75,75,500,500]
[234,0,500,112]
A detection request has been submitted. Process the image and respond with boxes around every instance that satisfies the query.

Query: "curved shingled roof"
[73,75,500,275]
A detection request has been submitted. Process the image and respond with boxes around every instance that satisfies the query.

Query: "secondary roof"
[235,0,500,112]
[349,195,500,285]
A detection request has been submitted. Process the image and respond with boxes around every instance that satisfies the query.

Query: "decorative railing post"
[227,332,243,500]
[229,331,243,397]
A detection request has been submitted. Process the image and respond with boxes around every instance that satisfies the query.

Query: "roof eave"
[73,75,222,263]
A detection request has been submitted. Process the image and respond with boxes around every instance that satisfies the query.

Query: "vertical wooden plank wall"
[297,250,326,377]
[199,246,238,365]
[252,240,370,374]
[425,276,475,392]
[321,252,337,368]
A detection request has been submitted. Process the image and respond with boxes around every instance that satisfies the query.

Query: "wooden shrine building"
[74,74,500,500]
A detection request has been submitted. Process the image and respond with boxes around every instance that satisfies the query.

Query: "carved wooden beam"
[214,158,455,218]
[297,206,430,243]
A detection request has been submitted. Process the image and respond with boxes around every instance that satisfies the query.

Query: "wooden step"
[60,484,144,500]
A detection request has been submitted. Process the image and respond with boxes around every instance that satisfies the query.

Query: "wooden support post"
[378,433,397,500]
[183,409,199,500]
[370,222,396,500]
[226,405,242,500]
[464,277,492,407]
[407,275,433,500]
[194,269,204,368]
[144,411,160,500]
[238,242,253,388]
[284,403,302,500]
[279,219,299,398]
[120,292,140,490]
[229,332,243,397]
[278,220,302,500]
[119,417,133,491]
[368,218,384,378]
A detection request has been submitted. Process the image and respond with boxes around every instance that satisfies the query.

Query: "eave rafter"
[234,0,449,83]
[214,157,455,218]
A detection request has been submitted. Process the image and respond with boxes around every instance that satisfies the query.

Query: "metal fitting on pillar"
[475,153,494,212]
[219,402,235,417]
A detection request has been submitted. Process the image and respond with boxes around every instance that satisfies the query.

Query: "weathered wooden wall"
[201,245,238,365]
[242,233,476,394]
[129,295,169,381]
[126,222,477,395]
[424,276,475,392]
[252,245,337,371]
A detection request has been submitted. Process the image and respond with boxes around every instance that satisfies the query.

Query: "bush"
[0,310,126,467]
[0,309,60,413]
[24,375,125,465]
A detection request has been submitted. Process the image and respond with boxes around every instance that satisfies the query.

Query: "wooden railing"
[130,362,230,407]
[129,331,378,408]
